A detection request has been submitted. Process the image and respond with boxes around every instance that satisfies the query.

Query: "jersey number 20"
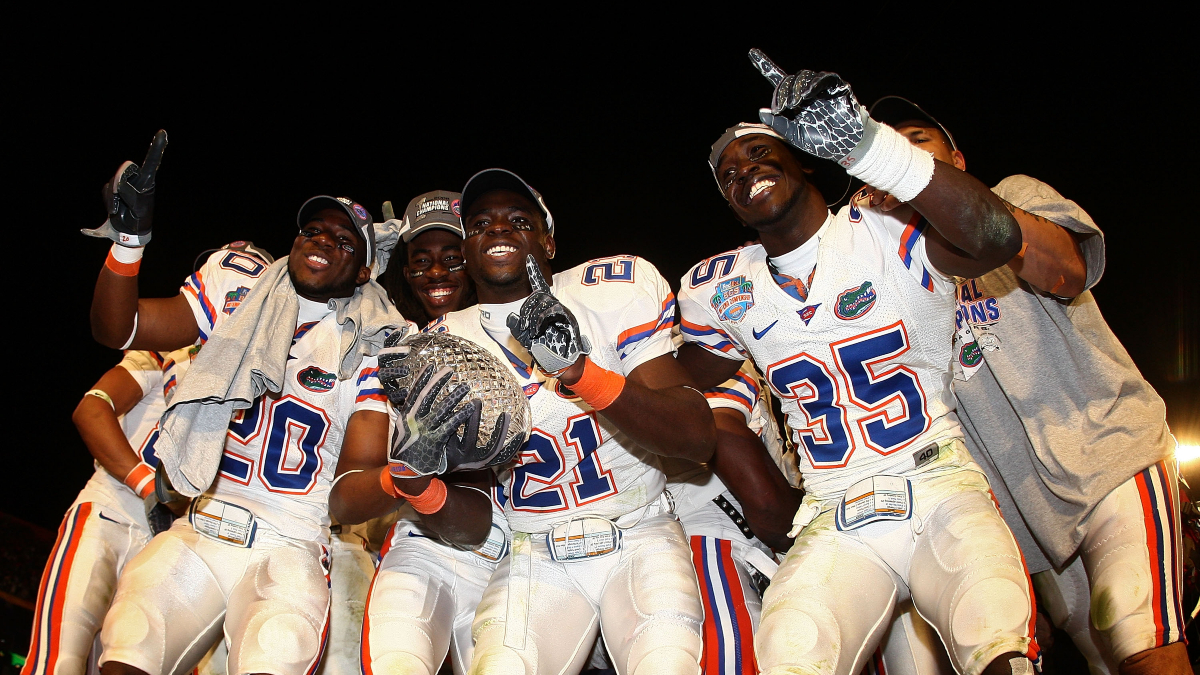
[221,395,330,494]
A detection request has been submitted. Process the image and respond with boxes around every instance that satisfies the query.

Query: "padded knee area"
[470,644,533,675]
[630,645,702,675]
[952,578,1029,644]
[373,651,436,675]
[1089,559,1149,632]
[756,604,838,673]
[245,604,318,665]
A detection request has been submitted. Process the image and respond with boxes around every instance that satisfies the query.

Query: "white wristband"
[844,117,936,203]
[110,242,145,264]
[119,311,139,350]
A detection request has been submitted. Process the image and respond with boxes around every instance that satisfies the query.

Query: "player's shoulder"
[198,248,273,282]
[554,255,667,307]
[429,306,480,335]
[681,245,764,294]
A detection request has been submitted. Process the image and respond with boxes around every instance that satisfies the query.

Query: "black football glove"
[83,129,167,246]
[748,50,874,168]
[506,255,592,376]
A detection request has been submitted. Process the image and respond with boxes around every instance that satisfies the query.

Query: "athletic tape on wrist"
[106,243,144,276]
[84,389,115,410]
[396,477,448,514]
[119,312,139,350]
[379,466,399,498]
[844,117,935,202]
[567,358,625,410]
[124,462,156,499]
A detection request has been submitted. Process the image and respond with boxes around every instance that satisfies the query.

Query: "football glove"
[749,50,875,168]
[83,129,167,246]
[507,255,592,376]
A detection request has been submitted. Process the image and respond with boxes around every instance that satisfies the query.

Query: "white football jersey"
[430,255,676,533]
[181,251,389,542]
[73,350,168,527]
[678,204,962,501]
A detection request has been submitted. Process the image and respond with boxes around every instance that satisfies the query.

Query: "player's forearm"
[73,396,141,480]
[329,466,401,525]
[911,161,1021,275]
[1003,204,1088,297]
[709,411,802,551]
[393,475,493,546]
[91,267,141,348]
[597,383,716,462]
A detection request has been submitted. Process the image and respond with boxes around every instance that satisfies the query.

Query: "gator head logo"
[835,281,877,320]
[297,365,336,392]
[710,275,755,323]
[223,286,250,315]
[959,340,983,367]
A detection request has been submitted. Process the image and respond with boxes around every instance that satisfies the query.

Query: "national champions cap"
[869,96,958,152]
[708,122,852,207]
[399,190,466,243]
[296,196,377,267]
[460,169,555,236]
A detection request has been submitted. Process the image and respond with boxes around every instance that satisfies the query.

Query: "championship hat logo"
[835,281,877,320]
[711,275,755,322]
[352,204,370,221]
[297,365,336,392]
[451,199,461,216]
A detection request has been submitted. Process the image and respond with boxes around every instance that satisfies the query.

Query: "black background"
[6,15,1195,529]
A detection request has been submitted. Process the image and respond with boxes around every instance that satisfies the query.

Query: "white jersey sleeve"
[590,256,676,375]
[117,350,166,399]
[677,249,751,361]
[702,360,760,424]
[846,189,955,295]
[179,250,272,343]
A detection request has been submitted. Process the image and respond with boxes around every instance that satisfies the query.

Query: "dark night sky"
[7,16,1195,528]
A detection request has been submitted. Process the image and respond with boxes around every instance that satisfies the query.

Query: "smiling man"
[399,168,712,674]
[383,190,476,327]
[84,132,415,675]
[675,57,1042,675]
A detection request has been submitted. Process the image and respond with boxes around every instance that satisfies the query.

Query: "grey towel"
[156,258,408,497]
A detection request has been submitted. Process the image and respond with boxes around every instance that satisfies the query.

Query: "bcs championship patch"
[835,281,877,320]
[711,275,755,322]
[297,365,336,392]
[224,287,250,315]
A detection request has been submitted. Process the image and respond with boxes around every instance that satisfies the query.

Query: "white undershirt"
[479,298,527,343]
[769,211,832,279]
[297,297,333,327]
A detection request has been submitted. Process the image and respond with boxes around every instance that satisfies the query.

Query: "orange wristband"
[379,467,399,498]
[567,358,625,410]
[105,249,142,276]
[124,462,156,499]
[396,477,448,515]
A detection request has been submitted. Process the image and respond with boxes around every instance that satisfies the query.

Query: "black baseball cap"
[870,96,958,152]
[400,190,466,243]
[460,169,555,236]
[296,196,377,267]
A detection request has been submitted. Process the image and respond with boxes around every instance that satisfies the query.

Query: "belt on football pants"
[189,497,257,547]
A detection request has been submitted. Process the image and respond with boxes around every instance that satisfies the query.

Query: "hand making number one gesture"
[506,254,592,377]
[83,129,168,247]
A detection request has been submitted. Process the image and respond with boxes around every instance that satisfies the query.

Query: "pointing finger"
[525,254,551,293]
[748,49,787,87]
[135,130,168,191]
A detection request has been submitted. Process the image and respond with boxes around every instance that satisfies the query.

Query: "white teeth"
[307,254,329,265]
[427,288,454,298]
[487,245,518,257]
[749,179,776,199]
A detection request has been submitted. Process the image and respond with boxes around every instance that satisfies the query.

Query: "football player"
[872,95,1189,675]
[350,190,506,675]
[83,131,429,675]
[382,190,476,327]
[333,168,715,675]
[676,54,1038,675]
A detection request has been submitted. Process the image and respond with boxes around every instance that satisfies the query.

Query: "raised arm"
[72,361,157,499]
[1000,199,1088,297]
[750,50,1020,278]
[84,130,200,350]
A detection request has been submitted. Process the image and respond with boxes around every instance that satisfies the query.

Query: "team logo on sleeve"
[835,281,877,320]
[710,275,755,322]
[223,287,251,314]
[297,365,336,392]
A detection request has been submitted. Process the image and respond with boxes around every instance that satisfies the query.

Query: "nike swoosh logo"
[752,320,779,340]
